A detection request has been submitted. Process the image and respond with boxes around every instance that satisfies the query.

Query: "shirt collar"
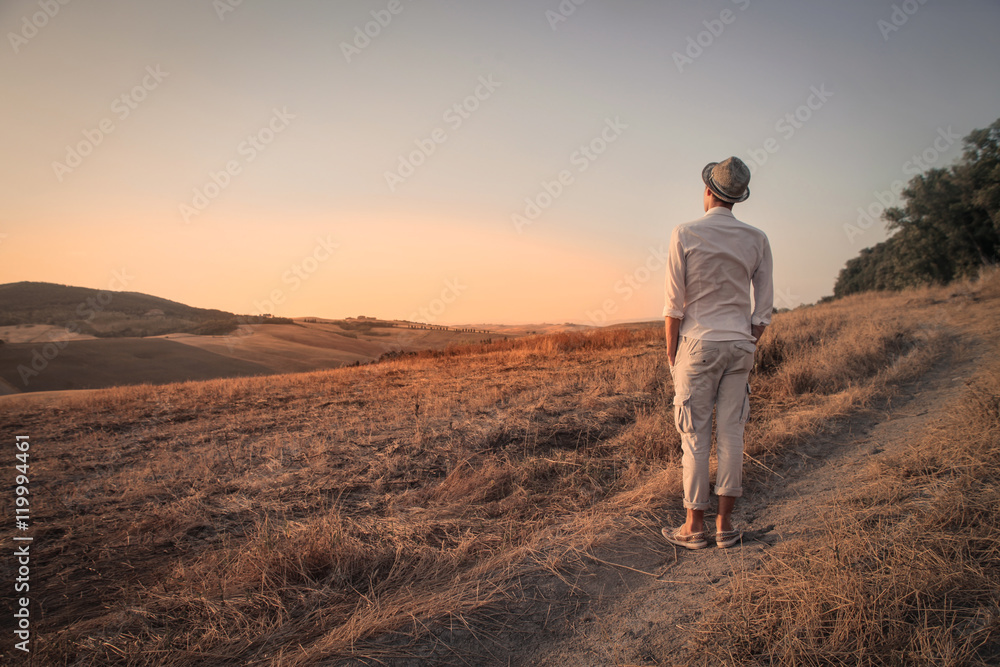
[705,207,736,218]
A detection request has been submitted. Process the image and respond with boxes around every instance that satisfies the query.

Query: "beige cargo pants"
[670,336,756,510]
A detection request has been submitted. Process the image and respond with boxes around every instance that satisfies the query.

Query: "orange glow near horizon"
[3,2,999,324]
[4,208,648,325]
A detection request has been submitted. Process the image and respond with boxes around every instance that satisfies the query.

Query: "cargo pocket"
[739,383,751,424]
[687,349,719,368]
[674,394,695,433]
[733,341,756,372]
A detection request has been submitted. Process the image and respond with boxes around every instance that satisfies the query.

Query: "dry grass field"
[0,324,99,344]
[702,286,1000,664]
[703,367,1000,666]
[1,271,998,665]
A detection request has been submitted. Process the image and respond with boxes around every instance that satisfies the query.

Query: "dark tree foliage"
[835,119,1000,297]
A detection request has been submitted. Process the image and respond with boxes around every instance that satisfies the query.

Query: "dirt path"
[443,332,981,667]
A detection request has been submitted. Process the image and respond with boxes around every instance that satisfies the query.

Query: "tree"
[835,119,1000,297]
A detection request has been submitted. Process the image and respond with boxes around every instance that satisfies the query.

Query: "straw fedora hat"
[702,156,751,204]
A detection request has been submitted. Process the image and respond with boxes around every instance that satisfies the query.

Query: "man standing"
[662,156,773,550]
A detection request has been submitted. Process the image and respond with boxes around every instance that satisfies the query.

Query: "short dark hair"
[706,188,735,209]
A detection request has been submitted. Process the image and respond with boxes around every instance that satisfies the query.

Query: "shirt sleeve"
[663,226,686,319]
[751,234,774,327]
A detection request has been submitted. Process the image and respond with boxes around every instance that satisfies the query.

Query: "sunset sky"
[2,1,999,324]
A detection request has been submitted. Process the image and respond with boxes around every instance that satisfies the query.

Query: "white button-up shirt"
[663,207,773,342]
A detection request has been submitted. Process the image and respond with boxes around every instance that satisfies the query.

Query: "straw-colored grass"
[701,294,1000,665]
[4,271,998,664]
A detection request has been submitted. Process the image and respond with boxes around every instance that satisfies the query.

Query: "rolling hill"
[0,282,526,395]
[0,281,242,337]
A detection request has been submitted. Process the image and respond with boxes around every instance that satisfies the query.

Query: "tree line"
[834,118,1000,298]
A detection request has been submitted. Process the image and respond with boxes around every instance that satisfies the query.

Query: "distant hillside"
[0,281,258,337]
[0,338,272,393]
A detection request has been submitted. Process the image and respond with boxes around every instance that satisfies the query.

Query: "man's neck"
[705,199,735,213]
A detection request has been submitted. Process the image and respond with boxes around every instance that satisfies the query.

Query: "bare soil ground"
[0,338,272,393]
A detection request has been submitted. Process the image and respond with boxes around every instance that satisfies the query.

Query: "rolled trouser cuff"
[714,485,743,498]
[683,499,711,510]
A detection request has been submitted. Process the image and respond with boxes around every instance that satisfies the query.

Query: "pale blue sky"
[2,0,999,323]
